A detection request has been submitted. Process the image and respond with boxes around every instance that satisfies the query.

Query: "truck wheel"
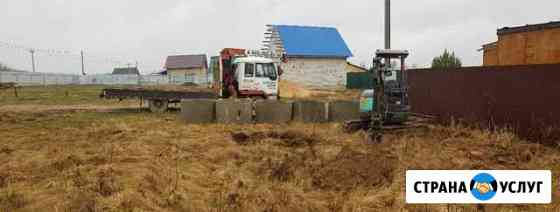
[148,99,168,113]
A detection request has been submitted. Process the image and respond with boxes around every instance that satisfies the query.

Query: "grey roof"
[498,21,560,36]
[112,67,140,75]
[165,54,208,70]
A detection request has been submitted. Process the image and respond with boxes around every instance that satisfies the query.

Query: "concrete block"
[216,99,253,124]
[255,100,293,124]
[292,101,327,123]
[328,101,360,122]
[179,99,216,124]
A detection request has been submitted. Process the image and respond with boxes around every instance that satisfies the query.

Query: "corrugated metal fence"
[408,64,560,143]
[0,71,208,86]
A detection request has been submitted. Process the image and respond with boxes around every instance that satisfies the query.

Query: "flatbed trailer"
[100,87,217,112]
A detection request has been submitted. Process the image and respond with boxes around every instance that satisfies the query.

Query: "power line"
[0,39,133,66]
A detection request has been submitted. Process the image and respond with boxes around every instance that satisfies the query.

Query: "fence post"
[43,73,46,86]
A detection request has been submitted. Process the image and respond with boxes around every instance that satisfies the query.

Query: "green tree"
[431,49,462,69]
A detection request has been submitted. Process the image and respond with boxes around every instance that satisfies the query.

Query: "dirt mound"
[231,130,320,147]
[242,130,396,192]
[279,80,312,99]
[0,147,13,155]
[260,155,308,182]
[312,146,396,191]
[52,155,83,171]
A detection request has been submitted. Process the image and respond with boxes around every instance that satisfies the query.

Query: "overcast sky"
[0,0,559,74]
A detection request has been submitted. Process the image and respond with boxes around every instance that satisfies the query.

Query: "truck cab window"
[256,63,276,78]
[255,63,265,77]
[264,63,277,78]
[244,63,254,77]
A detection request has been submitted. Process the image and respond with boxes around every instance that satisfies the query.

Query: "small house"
[264,25,353,89]
[163,54,208,84]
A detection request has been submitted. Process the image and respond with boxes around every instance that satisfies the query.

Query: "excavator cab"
[345,49,411,140]
[362,50,410,124]
[374,49,410,122]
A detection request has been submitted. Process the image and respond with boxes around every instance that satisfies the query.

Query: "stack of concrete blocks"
[328,101,361,122]
[180,99,360,124]
[254,100,293,124]
[292,100,328,123]
[179,99,216,124]
[215,99,253,124]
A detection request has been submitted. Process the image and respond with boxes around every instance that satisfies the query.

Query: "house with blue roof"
[264,25,354,88]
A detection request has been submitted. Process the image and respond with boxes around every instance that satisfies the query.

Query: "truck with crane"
[100,48,281,112]
[212,48,281,100]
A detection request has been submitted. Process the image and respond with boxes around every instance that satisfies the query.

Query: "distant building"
[264,25,353,88]
[481,21,560,66]
[112,67,140,75]
[163,54,208,83]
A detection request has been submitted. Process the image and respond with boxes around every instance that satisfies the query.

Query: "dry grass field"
[1,85,560,212]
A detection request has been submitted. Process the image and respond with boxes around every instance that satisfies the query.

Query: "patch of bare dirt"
[242,130,396,192]
[231,130,320,147]
[279,80,312,99]
[51,155,84,172]
[311,146,396,191]
[0,147,13,155]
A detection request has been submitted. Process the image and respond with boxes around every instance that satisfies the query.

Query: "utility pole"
[369,0,392,142]
[30,49,36,72]
[385,0,391,50]
[81,50,86,75]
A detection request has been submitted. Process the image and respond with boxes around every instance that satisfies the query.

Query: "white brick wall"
[279,58,347,89]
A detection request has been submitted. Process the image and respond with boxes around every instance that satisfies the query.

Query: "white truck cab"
[232,56,279,99]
